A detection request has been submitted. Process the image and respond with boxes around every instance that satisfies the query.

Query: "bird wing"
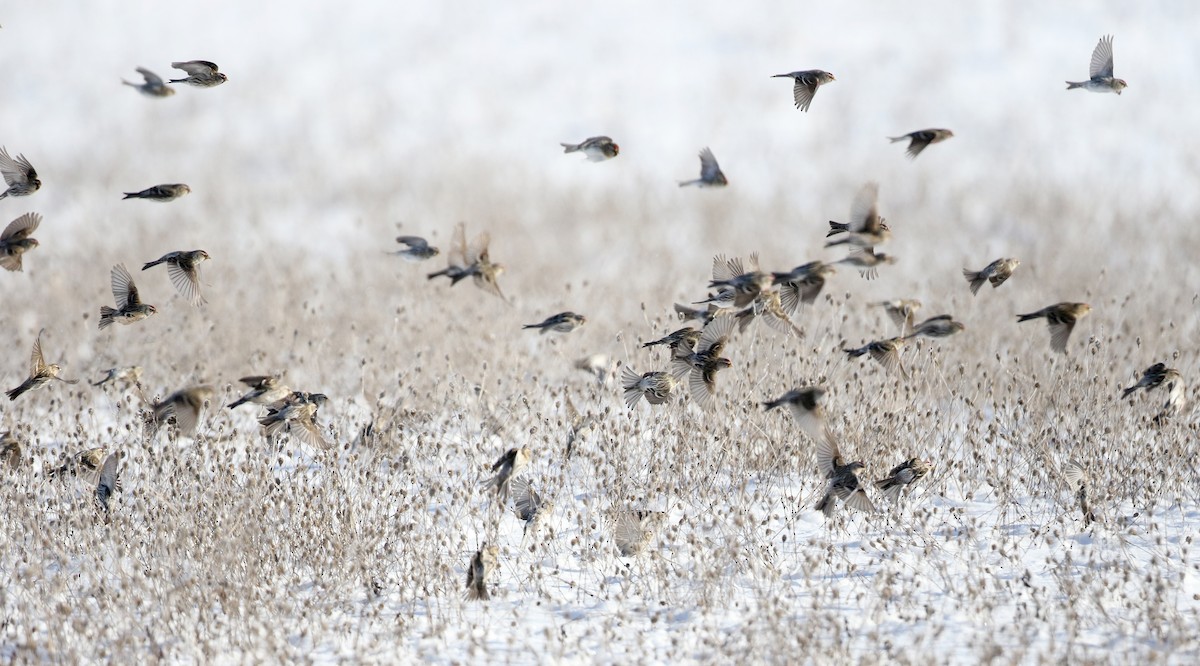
[1,212,40,242]
[688,368,717,410]
[136,67,165,86]
[396,235,428,250]
[0,148,33,186]
[842,488,877,513]
[815,437,840,478]
[173,60,219,76]
[1090,35,1115,79]
[167,261,205,305]
[849,182,881,233]
[1062,460,1087,490]
[29,331,46,375]
[698,147,722,181]
[111,263,139,307]
[173,398,200,435]
[871,340,907,377]
[698,312,736,351]
[792,77,817,111]
[1047,317,1076,353]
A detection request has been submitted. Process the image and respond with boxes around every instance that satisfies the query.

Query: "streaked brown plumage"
[1016,303,1091,354]
[0,212,41,271]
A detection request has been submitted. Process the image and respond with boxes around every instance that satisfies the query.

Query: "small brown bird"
[876,299,922,335]
[771,69,836,111]
[48,447,110,480]
[904,314,965,340]
[875,458,932,501]
[228,375,291,409]
[621,366,680,408]
[169,60,227,87]
[1016,303,1091,354]
[1123,362,1186,422]
[825,182,890,249]
[708,253,772,308]
[523,312,586,334]
[123,184,190,202]
[143,250,209,306]
[963,258,1020,295]
[510,478,552,535]
[122,67,175,97]
[836,247,896,280]
[259,401,327,448]
[773,261,836,314]
[427,222,506,301]
[92,366,143,388]
[670,314,736,410]
[888,129,954,159]
[843,337,908,378]
[95,453,120,511]
[7,331,77,401]
[762,387,832,446]
[99,264,157,330]
[150,385,215,437]
[734,289,803,337]
[611,509,661,556]
[673,302,719,326]
[1062,460,1097,525]
[390,236,439,261]
[814,438,876,517]
[679,147,727,187]
[0,212,41,272]
[482,446,532,502]
[560,136,619,161]
[642,326,700,360]
[465,544,499,600]
[0,147,40,199]
[1066,35,1126,94]
[574,354,614,386]
[0,431,21,467]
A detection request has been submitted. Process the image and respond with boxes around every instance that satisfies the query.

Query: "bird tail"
[6,385,25,401]
[560,143,580,153]
[843,347,868,358]
[815,492,835,517]
[887,136,906,143]
[122,193,139,200]
[962,269,985,295]
[824,237,849,248]
[1121,385,1138,399]
[227,395,250,409]
[142,260,163,270]
[826,221,848,237]
[1065,81,1085,90]
[678,179,699,188]
[1016,312,1040,323]
[121,80,136,88]
[99,306,117,329]
[426,268,449,280]
[761,399,781,411]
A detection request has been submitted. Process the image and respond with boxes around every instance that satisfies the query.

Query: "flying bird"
[149,385,215,437]
[122,67,175,97]
[876,458,932,501]
[259,401,327,448]
[1016,303,1091,354]
[93,366,143,388]
[1122,362,1186,422]
[95,453,120,512]
[465,545,500,600]
[510,478,552,535]
[963,258,1020,295]
[708,253,772,308]
[522,312,586,335]
[814,438,876,517]
[621,366,680,408]
[843,337,908,378]
[642,327,700,360]
[560,136,619,161]
[888,129,954,159]
[671,314,736,410]
[836,247,896,280]
[1066,35,1126,94]
[762,386,832,446]
[904,315,965,340]
[143,250,209,306]
[427,222,506,301]
[611,509,661,556]
[228,375,291,409]
[876,299,922,336]
[169,60,227,87]
[773,261,836,314]
[0,147,40,199]
[679,147,727,187]
[390,236,439,261]
[0,212,41,272]
[99,264,157,330]
[771,69,836,112]
[6,330,77,401]
[481,447,532,503]
[123,184,190,202]
[826,182,890,249]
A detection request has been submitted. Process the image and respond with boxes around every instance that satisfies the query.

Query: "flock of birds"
[0,35,1181,601]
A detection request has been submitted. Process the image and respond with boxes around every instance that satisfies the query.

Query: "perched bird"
[875,458,932,501]
[560,136,619,161]
[1016,303,1091,354]
[465,544,500,600]
[99,264,157,330]
[826,183,890,249]
[169,60,227,87]
[1062,460,1096,525]
[0,212,41,272]
[734,289,803,337]
[1066,35,1126,94]
[482,446,532,502]
[708,253,772,308]
[522,312,586,335]
[771,69,836,112]
[95,453,120,512]
[122,67,175,97]
[876,299,922,335]
[642,326,700,359]
[143,250,209,306]
[390,236,439,261]
[843,337,908,378]
[259,401,327,448]
[7,331,77,401]
[621,366,680,409]
[0,431,20,467]
[762,386,832,446]
[888,129,954,159]
[0,147,40,199]
[678,147,727,188]
[426,222,506,301]
[611,509,660,556]
[963,258,1020,295]
[123,184,190,202]
[904,314,965,340]
[48,447,108,479]
[228,375,291,409]
[92,366,143,388]
[150,385,215,437]
[773,261,836,314]
[671,314,736,409]
[510,478,552,535]
[814,438,876,517]
[836,247,896,280]
[1122,362,1186,422]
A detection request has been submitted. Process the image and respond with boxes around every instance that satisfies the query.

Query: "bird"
[963,258,1020,295]
[875,458,932,501]
[0,212,41,272]
[149,385,215,437]
[510,478,552,535]
[772,262,836,314]
[522,312,586,335]
[836,247,896,280]
[481,447,532,503]
[92,366,143,388]
[1066,35,1126,94]
[1016,303,1091,354]
[674,302,719,326]
[734,289,803,337]
[611,509,660,556]
[708,253,772,308]
[228,375,291,409]
[259,401,327,449]
[771,69,835,112]
[563,395,595,458]
[843,337,908,379]
[390,236,439,261]
[826,183,890,249]
[169,60,227,87]
[762,387,832,446]
[122,67,174,97]
[904,314,965,340]
[95,453,120,512]
[679,147,727,187]
[465,545,499,600]
[426,222,506,300]
[814,438,876,517]
[99,264,157,330]
[574,354,613,386]
[826,218,890,238]
[143,250,209,306]
[1122,362,1186,422]
[888,129,954,159]
[0,147,40,199]
[48,447,108,479]
[875,299,922,336]
[642,327,700,360]
[7,331,77,401]
[1062,460,1097,525]
[670,314,736,410]
[123,184,190,202]
[621,366,680,409]
[560,136,619,161]
[0,431,21,467]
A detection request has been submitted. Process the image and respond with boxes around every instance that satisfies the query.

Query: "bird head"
[1112,79,1127,94]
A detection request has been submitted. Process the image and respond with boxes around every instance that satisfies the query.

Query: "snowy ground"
[2,1,1200,663]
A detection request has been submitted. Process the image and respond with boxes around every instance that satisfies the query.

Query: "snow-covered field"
[2,1,1199,663]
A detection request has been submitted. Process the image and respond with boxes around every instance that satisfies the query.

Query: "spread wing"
[1090,35,1115,79]
[698,147,722,181]
[1,212,40,242]
[167,261,205,305]
[173,60,219,76]
[111,263,139,307]
[849,182,881,233]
